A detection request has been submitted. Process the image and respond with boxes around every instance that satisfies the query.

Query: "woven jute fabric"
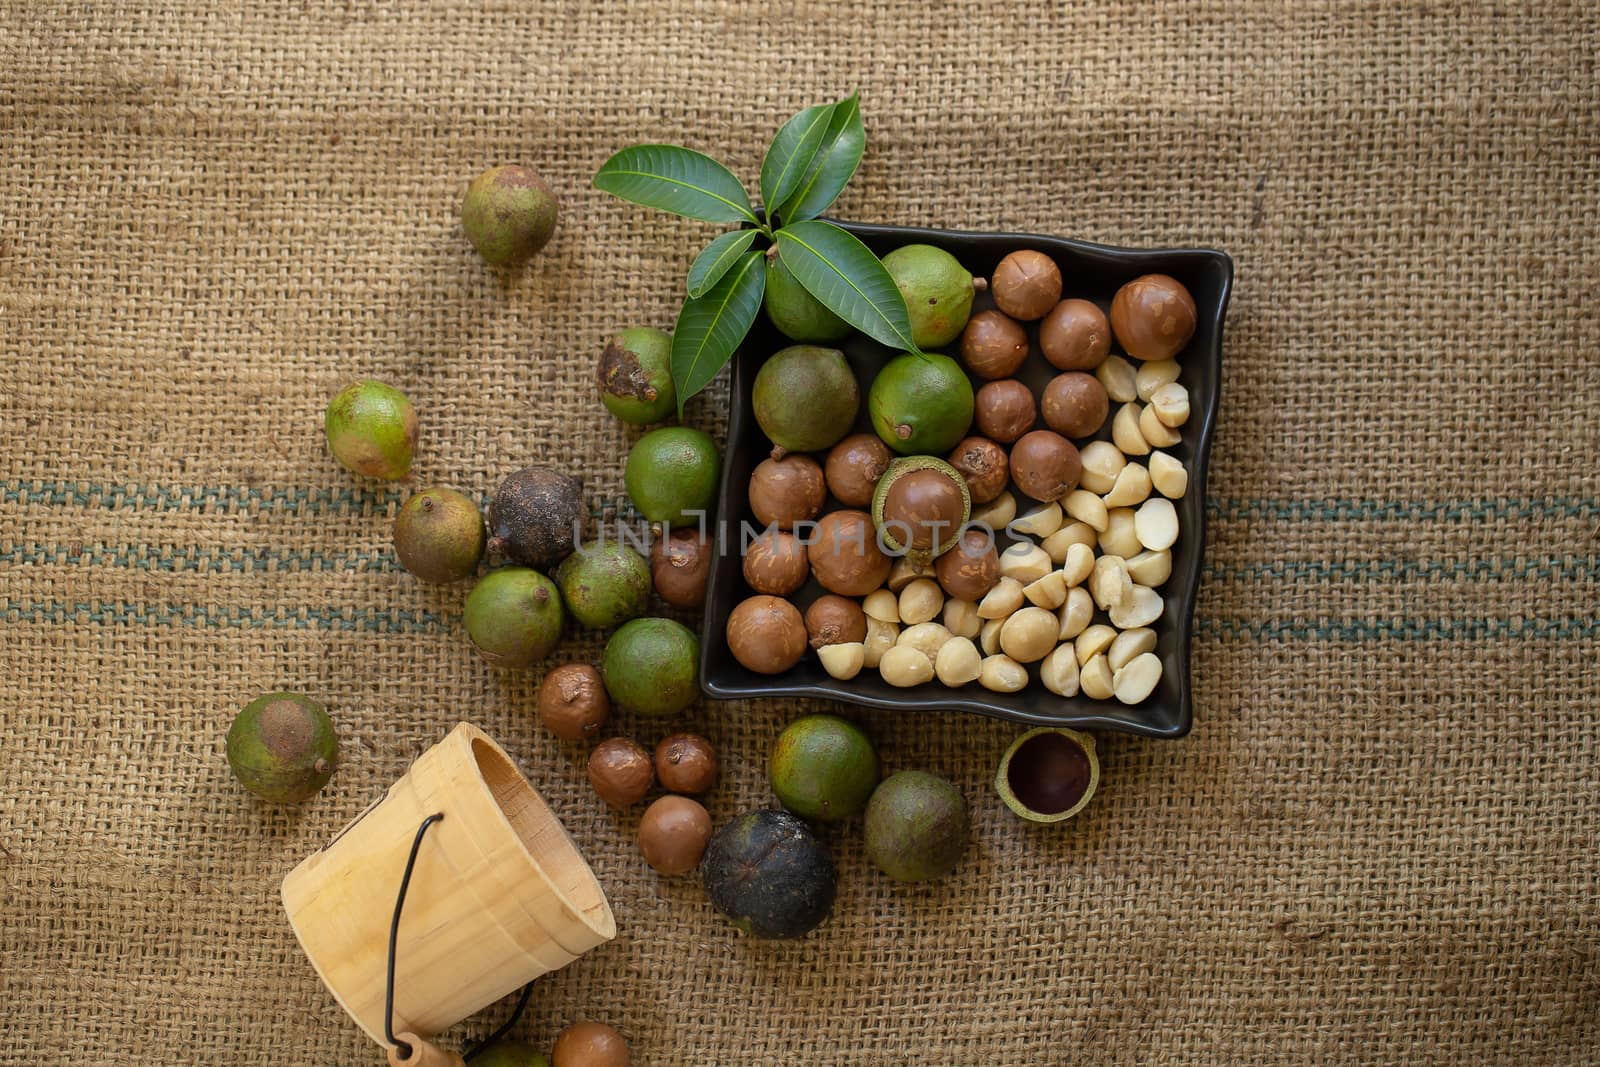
[4,2,1598,1064]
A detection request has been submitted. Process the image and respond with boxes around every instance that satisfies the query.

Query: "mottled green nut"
[863,769,969,882]
[623,427,720,526]
[469,1040,550,1067]
[461,164,559,266]
[768,714,879,823]
[226,692,338,803]
[598,327,675,425]
[764,254,851,344]
[463,567,566,669]
[556,540,651,629]
[601,617,699,717]
[324,380,417,480]
[393,487,485,583]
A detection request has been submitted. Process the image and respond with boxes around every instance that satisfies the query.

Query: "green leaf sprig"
[594,93,916,414]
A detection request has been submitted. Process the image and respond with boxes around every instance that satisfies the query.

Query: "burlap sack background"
[4,2,1597,1064]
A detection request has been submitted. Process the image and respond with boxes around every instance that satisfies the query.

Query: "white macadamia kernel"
[978,654,1029,693]
[898,578,944,625]
[1112,652,1163,704]
[878,644,934,687]
[1108,584,1164,629]
[1095,354,1138,403]
[817,642,865,680]
[1135,498,1179,551]
[1148,451,1188,499]
[1063,490,1109,532]
[1040,644,1081,697]
[1077,440,1126,494]
[1136,359,1180,401]
[1112,403,1149,455]
[1058,587,1094,640]
[978,576,1026,619]
[1079,653,1115,700]
[934,637,982,687]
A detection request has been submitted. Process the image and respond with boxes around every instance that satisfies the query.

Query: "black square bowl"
[698,220,1233,739]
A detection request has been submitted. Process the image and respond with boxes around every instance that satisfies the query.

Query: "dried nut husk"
[1112,403,1150,456]
[1112,652,1163,704]
[1079,653,1115,700]
[898,622,954,661]
[943,598,982,639]
[979,617,1005,656]
[1063,490,1109,532]
[863,589,900,623]
[1023,570,1068,610]
[998,607,1058,663]
[1102,463,1152,508]
[1150,382,1190,427]
[1149,451,1188,499]
[970,491,1017,531]
[1061,542,1095,587]
[863,618,900,668]
[1100,507,1142,559]
[887,556,936,593]
[1126,548,1173,587]
[1039,644,1081,697]
[817,641,866,680]
[1095,354,1138,403]
[1090,555,1132,611]
[898,578,945,625]
[1075,623,1118,665]
[1139,403,1183,448]
[998,542,1053,583]
[994,727,1100,823]
[1136,359,1181,401]
[1078,440,1126,494]
[1042,522,1098,563]
[1011,502,1064,538]
[978,654,1029,692]
[871,457,972,562]
[1108,627,1157,672]
[977,576,1026,619]
[1109,584,1164,629]
[879,644,934,687]
[934,636,982,687]
[1135,498,1180,551]
[1057,587,1094,641]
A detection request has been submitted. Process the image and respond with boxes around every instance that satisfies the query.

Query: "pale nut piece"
[817,641,866,680]
[998,542,1053,584]
[1058,587,1094,640]
[1135,498,1179,551]
[1061,542,1095,587]
[1023,570,1068,610]
[1042,521,1098,564]
[1149,451,1188,499]
[970,491,1017,531]
[1109,584,1164,629]
[934,636,982,687]
[863,589,900,623]
[999,606,1058,663]
[1095,354,1138,403]
[1102,463,1152,508]
[943,598,982,639]
[1090,555,1133,611]
[1074,623,1117,665]
[863,617,899,668]
[1125,548,1173,587]
[887,556,937,593]
[1079,653,1115,700]
[879,644,934,688]
[1010,502,1063,538]
[1112,651,1163,704]
[1136,359,1181,401]
[978,576,1026,619]
[978,654,1029,693]
[1112,403,1149,456]
[1150,382,1190,427]
[1077,440,1126,495]
[898,621,954,662]
[1099,507,1142,559]
[1039,643,1081,697]
[979,617,1005,656]
[898,578,945,625]
[1063,490,1109,532]
[1107,627,1157,672]
[1139,403,1182,447]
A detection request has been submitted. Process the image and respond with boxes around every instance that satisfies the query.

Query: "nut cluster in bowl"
[722,245,1199,707]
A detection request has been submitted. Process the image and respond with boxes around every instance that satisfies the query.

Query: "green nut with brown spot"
[870,456,971,564]
[393,487,485,583]
[461,164,559,266]
[597,327,675,425]
[324,380,417,481]
[226,692,338,803]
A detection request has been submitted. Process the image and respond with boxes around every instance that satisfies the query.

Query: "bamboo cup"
[282,722,616,1047]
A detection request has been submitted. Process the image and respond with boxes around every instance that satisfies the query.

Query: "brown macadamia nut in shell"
[587,738,653,808]
[1010,430,1083,502]
[973,380,1037,444]
[742,529,809,596]
[959,310,1029,379]
[650,528,711,609]
[804,594,869,648]
[1040,298,1112,370]
[537,663,610,742]
[990,250,1063,321]
[553,1021,631,1067]
[876,464,969,556]
[654,733,719,795]
[946,436,1010,504]
[825,434,893,508]
[726,595,808,674]
[936,527,1002,602]
[1110,274,1197,361]
[749,455,826,530]
[637,794,713,875]
[1041,372,1109,439]
[809,510,892,596]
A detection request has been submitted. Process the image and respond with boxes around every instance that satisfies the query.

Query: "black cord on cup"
[385,812,446,1058]
[461,980,535,1061]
